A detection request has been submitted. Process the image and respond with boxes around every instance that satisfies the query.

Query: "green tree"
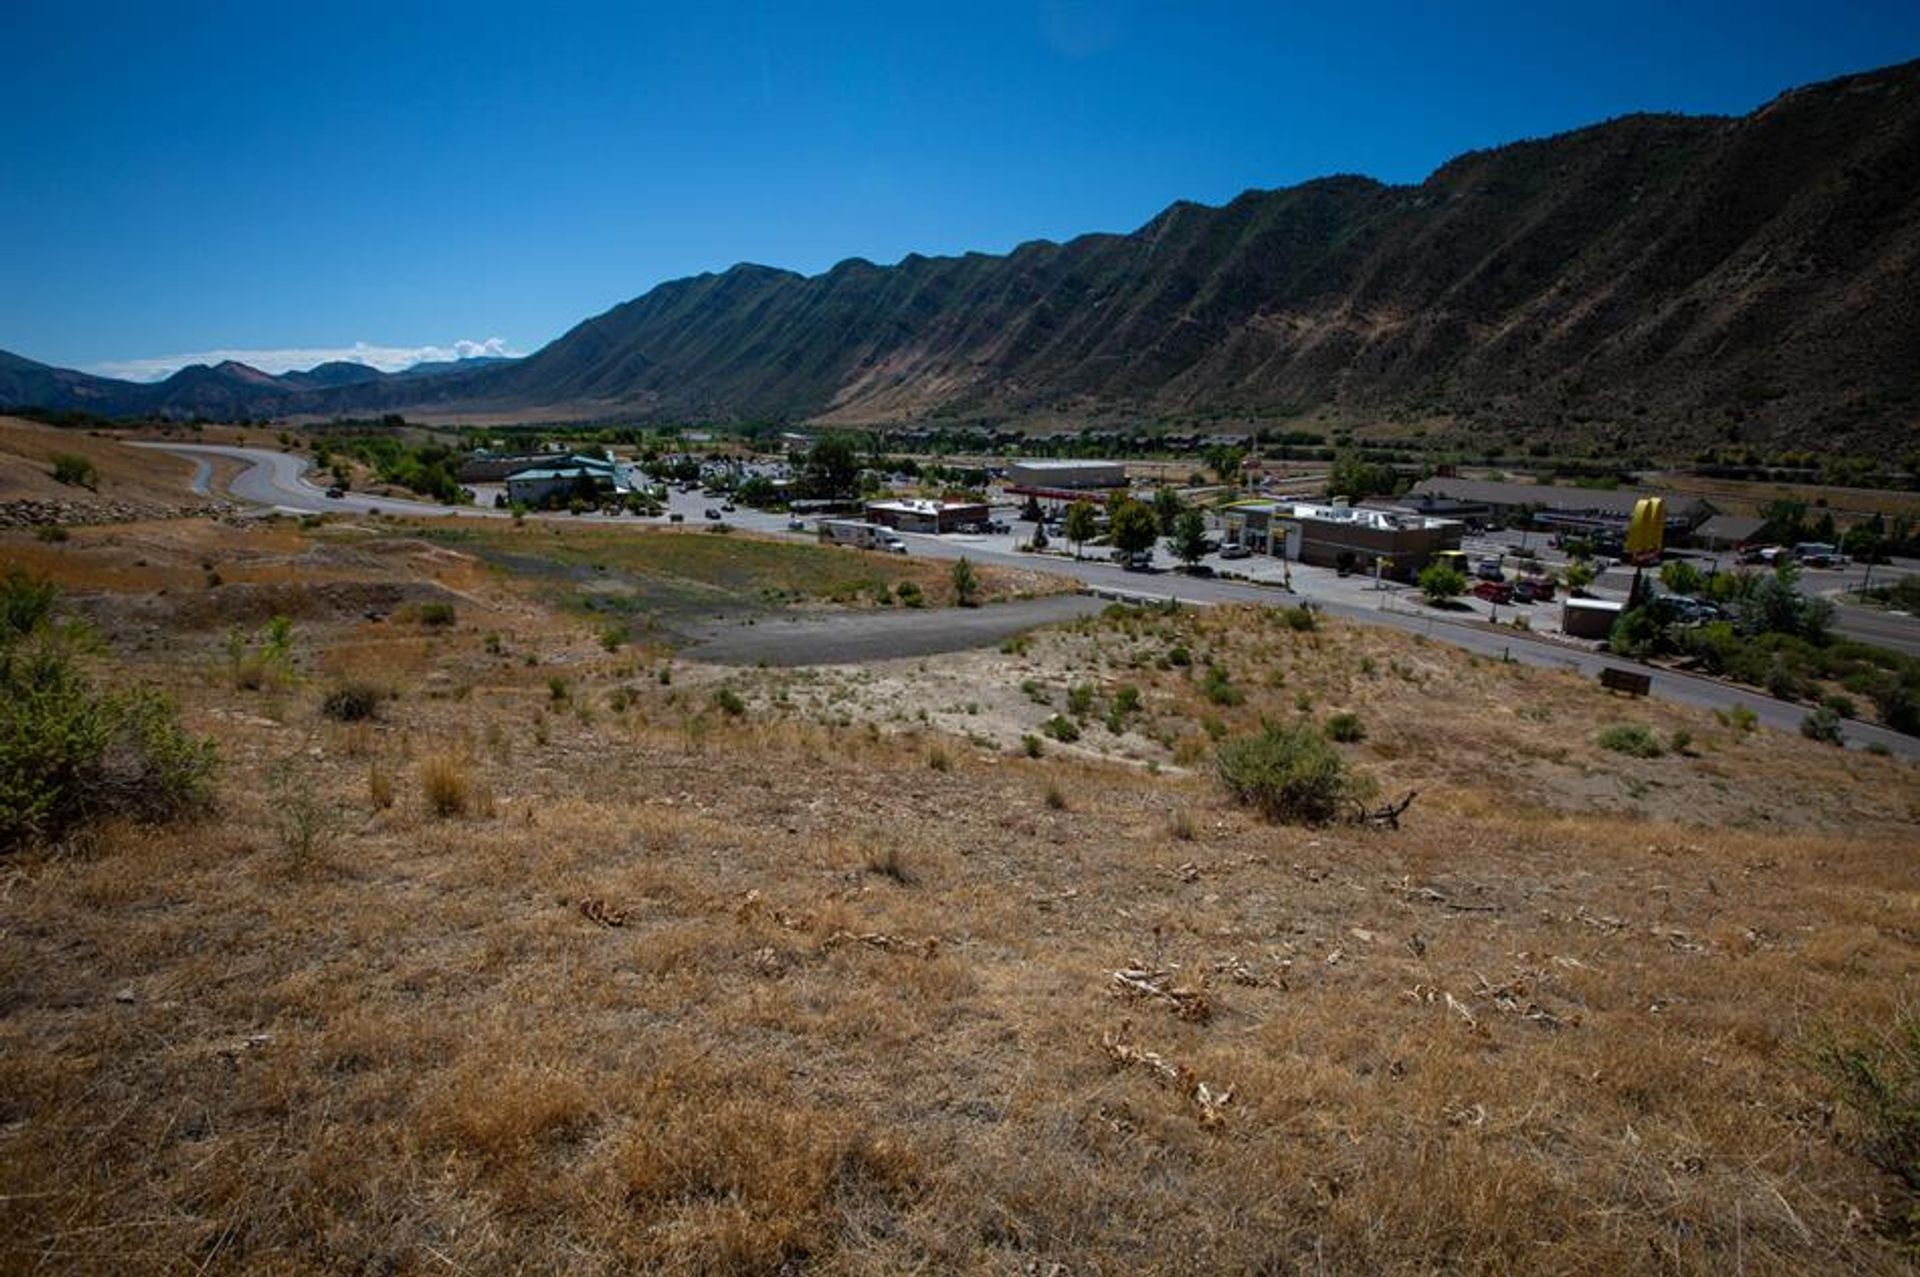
[1659,560,1706,596]
[1111,500,1161,557]
[801,434,861,499]
[1564,561,1596,592]
[1758,498,1809,545]
[1327,451,1398,500]
[1063,500,1098,559]
[951,556,980,607]
[735,475,777,507]
[1204,445,1246,486]
[1417,562,1467,604]
[1153,485,1186,535]
[1172,508,1210,569]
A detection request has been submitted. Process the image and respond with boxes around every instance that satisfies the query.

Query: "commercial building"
[863,498,991,534]
[1561,597,1626,641]
[501,453,634,507]
[1394,478,1712,538]
[1221,499,1463,580]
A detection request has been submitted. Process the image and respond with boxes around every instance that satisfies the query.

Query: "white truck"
[818,519,907,553]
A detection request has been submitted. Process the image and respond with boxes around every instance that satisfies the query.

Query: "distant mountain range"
[5,58,1917,458]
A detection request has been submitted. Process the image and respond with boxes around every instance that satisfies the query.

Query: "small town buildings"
[863,498,991,534]
[1221,499,1463,579]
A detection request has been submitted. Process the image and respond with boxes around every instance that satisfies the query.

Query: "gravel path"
[685,594,1107,666]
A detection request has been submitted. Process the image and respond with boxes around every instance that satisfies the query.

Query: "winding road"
[132,441,1920,757]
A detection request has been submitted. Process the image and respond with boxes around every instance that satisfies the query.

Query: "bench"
[1599,667,1652,697]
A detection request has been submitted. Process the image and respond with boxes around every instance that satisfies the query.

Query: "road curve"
[129,441,1920,757]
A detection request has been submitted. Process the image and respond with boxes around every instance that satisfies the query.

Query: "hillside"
[4,59,1918,456]
[4,512,1918,1270]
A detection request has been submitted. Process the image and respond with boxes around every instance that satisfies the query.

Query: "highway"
[131,441,1920,757]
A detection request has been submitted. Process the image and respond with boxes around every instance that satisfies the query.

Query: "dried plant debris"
[578,897,627,928]
[1110,963,1213,1022]
[1099,1020,1233,1129]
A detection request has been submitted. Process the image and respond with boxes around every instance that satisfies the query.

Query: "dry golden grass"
[2,518,1917,1273]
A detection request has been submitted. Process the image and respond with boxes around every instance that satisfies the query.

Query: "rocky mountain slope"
[6,59,1916,456]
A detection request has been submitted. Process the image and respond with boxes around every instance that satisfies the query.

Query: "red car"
[1471,579,1513,605]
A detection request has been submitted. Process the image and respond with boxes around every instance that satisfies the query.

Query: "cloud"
[89,337,521,382]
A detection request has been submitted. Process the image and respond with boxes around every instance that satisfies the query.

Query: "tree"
[1153,486,1186,535]
[735,475,777,508]
[1563,561,1596,593]
[1172,509,1210,569]
[1204,445,1246,486]
[1063,500,1098,559]
[800,435,860,499]
[1417,562,1466,605]
[1111,500,1161,557]
[951,556,979,607]
[1327,452,1398,500]
[1758,498,1809,545]
[1743,562,1832,641]
[1659,560,1706,596]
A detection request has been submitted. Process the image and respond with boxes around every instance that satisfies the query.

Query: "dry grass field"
[3,511,1919,1273]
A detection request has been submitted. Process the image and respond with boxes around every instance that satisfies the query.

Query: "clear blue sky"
[3,1,1916,378]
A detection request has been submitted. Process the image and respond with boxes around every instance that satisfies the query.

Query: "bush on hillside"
[1215,720,1358,825]
[1,570,215,851]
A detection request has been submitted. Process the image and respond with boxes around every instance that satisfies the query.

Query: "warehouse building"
[1004,459,1127,491]
[1222,499,1463,580]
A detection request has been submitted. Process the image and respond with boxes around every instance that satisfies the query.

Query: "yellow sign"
[1624,497,1665,560]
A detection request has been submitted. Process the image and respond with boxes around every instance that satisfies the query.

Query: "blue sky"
[3,1,1916,379]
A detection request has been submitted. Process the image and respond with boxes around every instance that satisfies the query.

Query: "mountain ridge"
[4,57,1917,457]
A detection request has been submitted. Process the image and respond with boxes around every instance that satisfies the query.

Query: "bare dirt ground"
[3,513,1919,1273]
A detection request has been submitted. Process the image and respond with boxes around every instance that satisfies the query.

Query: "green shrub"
[1597,723,1664,758]
[1166,645,1191,668]
[1202,665,1244,706]
[1215,720,1358,825]
[1066,684,1095,717]
[34,524,69,543]
[896,580,925,609]
[1021,733,1044,758]
[418,600,456,628]
[49,453,97,489]
[1282,606,1318,632]
[1325,711,1366,743]
[711,686,747,717]
[320,680,385,722]
[1041,714,1081,743]
[1801,706,1845,745]
[1670,727,1693,754]
[1113,684,1141,716]
[1,582,215,850]
[1822,693,1857,719]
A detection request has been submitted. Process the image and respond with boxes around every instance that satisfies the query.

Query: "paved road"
[689,593,1107,665]
[131,442,1920,757]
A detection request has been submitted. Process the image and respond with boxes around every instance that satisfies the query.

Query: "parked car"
[1511,579,1538,603]
[704,508,721,520]
[1219,544,1252,560]
[786,516,806,531]
[668,512,685,523]
[325,486,345,499]
[1476,557,1505,582]
[1123,551,1154,571]
[1471,579,1513,605]
[721,501,736,512]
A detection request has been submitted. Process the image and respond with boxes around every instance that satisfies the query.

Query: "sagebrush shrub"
[1,574,215,850]
[1215,720,1356,825]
